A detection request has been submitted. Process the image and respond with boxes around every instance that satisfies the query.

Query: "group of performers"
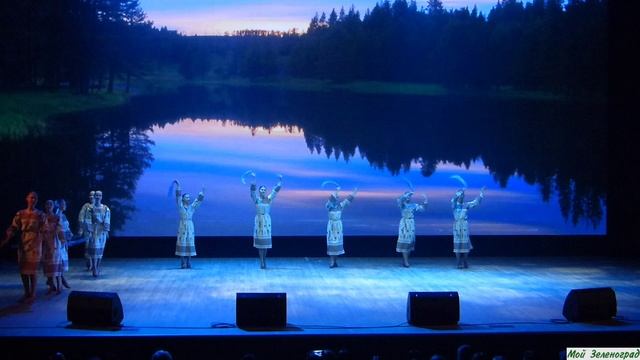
[0,190,110,303]
[1,173,484,303]
[176,172,485,270]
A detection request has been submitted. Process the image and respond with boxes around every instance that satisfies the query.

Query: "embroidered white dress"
[58,213,71,271]
[326,196,353,256]
[175,190,204,256]
[251,184,281,249]
[396,202,425,253]
[42,213,64,277]
[452,195,482,253]
[86,204,110,260]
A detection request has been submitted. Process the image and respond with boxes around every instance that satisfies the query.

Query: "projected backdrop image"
[0,0,608,239]
[0,86,606,237]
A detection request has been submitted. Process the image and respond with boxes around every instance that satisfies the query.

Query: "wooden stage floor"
[1,257,638,339]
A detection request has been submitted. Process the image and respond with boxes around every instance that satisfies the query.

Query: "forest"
[0,0,607,96]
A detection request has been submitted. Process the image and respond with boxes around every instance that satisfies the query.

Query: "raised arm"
[416,194,428,212]
[341,187,357,208]
[193,187,205,210]
[250,184,258,203]
[268,175,283,202]
[466,187,485,209]
[174,180,182,208]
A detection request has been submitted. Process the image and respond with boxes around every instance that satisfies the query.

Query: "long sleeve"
[340,197,353,209]
[192,192,204,210]
[104,206,111,232]
[267,182,282,202]
[175,188,182,208]
[250,184,258,203]
[77,204,88,234]
[5,212,20,239]
[465,194,483,209]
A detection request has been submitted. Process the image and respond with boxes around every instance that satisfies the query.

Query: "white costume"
[326,195,354,256]
[396,196,426,253]
[251,182,281,249]
[175,188,204,256]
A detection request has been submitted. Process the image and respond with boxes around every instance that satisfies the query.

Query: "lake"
[0,86,607,236]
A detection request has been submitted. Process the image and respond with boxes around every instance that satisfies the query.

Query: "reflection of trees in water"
[129,86,605,228]
[0,115,153,234]
[0,85,606,231]
[142,86,605,228]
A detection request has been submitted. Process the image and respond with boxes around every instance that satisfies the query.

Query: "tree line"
[0,0,179,93]
[0,0,607,95]
[293,0,607,94]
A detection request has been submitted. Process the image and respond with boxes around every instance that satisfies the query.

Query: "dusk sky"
[139,0,500,35]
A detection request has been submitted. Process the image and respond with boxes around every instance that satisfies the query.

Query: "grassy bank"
[0,73,583,140]
[0,91,127,139]
[138,70,569,100]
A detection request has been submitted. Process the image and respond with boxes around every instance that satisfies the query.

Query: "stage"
[1,257,639,359]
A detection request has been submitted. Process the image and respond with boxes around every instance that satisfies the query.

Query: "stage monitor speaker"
[236,292,286,329]
[407,291,459,326]
[562,287,617,322]
[67,291,124,327]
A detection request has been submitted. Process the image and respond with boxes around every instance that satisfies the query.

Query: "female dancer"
[42,200,65,294]
[323,181,357,268]
[173,180,205,269]
[1,192,45,303]
[396,190,428,267]
[450,175,485,269]
[86,190,110,277]
[56,199,72,288]
[245,172,282,269]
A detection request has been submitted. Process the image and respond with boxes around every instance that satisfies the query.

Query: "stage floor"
[1,257,639,338]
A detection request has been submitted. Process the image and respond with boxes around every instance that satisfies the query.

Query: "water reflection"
[0,86,606,235]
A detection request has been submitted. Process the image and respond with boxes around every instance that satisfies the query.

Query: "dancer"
[86,190,110,277]
[396,189,428,268]
[173,180,205,269]
[56,199,72,289]
[0,192,45,303]
[450,175,485,269]
[323,181,357,268]
[42,200,65,294]
[77,191,94,271]
[245,171,282,269]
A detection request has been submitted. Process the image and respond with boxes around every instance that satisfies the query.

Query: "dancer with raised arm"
[396,178,428,267]
[244,171,282,269]
[86,190,110,277]
[323,181,357,268]
[450,175,485,269]
[172,180,205,269]
[1,192,45,303]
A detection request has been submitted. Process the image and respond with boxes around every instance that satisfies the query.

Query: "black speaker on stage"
[236,292,287,329]
[67,291,124,327]
[407,291,459,326]
[562,287,617,322]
